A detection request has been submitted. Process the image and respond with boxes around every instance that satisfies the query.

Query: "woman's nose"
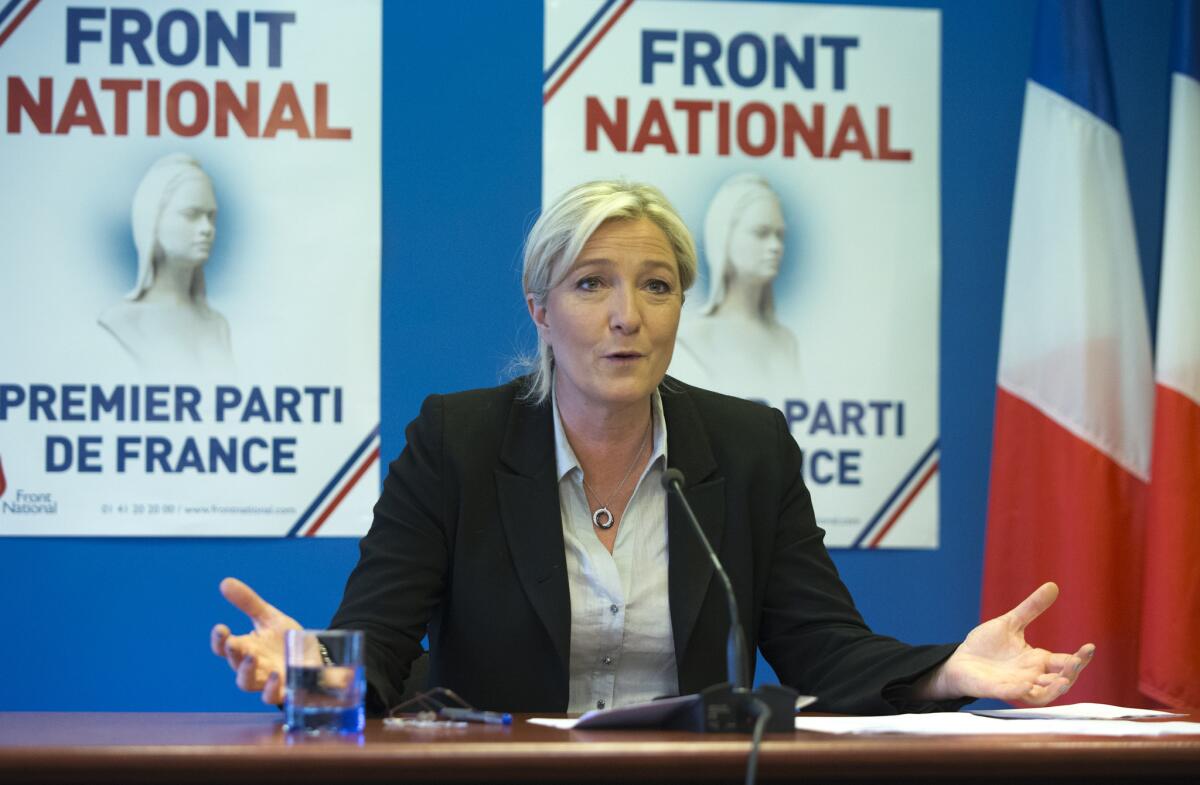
[608,285,642,332]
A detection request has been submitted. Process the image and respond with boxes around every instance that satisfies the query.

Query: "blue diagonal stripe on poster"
[0,0,24,29]
[287,423,381,537]
[544,0,619,84]
[0,0,37,48]
[852,439,940,549]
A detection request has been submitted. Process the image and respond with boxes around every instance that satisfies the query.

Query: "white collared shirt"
[552,390,679,713]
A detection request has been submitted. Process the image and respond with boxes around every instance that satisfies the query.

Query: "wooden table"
[1,712,1198,784]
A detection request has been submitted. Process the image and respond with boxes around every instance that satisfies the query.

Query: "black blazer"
[331,378,962,714]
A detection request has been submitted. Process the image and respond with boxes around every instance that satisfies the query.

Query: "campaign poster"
[544,0,941,548]
[0,0,381,536]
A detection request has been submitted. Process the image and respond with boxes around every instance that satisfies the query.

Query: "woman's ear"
[526,293,549,335]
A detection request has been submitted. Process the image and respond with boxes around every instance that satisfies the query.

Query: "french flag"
[1139,0,1200,712]
[981,0,1153,705]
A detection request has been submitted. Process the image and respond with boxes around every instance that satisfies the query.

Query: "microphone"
[660,468,798,735]
[661,468,748,690]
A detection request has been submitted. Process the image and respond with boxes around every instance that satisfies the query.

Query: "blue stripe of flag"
[286,424,380,537]
[544,0,618,84]
[1030,0,1119,128]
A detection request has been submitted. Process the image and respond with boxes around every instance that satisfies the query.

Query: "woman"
[672,173,799,393]
[212,181,1092,714]
[98,153,233,376]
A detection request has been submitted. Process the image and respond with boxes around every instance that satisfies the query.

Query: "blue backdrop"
[0,0,1172,711]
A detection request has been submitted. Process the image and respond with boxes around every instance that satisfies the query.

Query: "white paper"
[527,717,582,729]
[968,702,1186,720]
[794,712,1200,736]
[531,693,816,730]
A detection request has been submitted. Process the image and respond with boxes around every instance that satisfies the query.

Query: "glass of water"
[284,629,365,734]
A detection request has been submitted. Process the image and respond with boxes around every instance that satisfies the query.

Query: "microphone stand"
[661,468,799,735]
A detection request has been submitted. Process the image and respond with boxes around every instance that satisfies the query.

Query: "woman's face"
[156,177,217,267]
[726,196,785,282]
[529,217,683,413]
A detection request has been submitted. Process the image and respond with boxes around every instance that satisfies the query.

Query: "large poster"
[544,0,940,548]
[0,0,381,536]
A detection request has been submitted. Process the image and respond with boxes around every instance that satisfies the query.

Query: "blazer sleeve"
[756,407,970,714]
[330,394,448,714]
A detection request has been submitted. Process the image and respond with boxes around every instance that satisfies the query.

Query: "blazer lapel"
[494,397,571,673]
[661,383,725,668]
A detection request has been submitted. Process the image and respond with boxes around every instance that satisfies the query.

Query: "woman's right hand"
[210,577,302,706]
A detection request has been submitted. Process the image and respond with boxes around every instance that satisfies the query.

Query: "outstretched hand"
[209,577,302,706]
[918,582,1095,705]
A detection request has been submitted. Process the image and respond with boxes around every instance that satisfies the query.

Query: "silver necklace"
[581,420,652,530]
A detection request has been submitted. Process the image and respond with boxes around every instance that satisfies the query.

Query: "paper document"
[968,702,1186,720]
[794,712,1200,737]
[527,717,582,729]
[530,693,817,730]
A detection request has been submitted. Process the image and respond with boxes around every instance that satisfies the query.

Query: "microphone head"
[662,467,686,490]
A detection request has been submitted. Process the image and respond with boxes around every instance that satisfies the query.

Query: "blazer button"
[597,700,606,709]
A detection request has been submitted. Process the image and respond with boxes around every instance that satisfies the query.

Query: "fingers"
[235,653,280,693]
[1022,676,1071,706]
[1007,582,1059,632]
[224,634,249,672]
[1046,652,1081,676]
[1067,644,1095,681]
[262,671,285,706]
[220,577,280,628]
[210,624,231,657]
[235,654,258,691]
[1019,643,1096,705]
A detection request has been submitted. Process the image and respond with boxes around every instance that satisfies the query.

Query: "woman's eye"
[577,276,603,291]
[645,279,673,295]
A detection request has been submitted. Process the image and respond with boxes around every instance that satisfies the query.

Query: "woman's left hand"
[915,582,1095,705]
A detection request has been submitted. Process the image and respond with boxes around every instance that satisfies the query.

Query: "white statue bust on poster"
[672,173,799,393]
[98,153,233,376]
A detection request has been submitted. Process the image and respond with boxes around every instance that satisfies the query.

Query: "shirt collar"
[552,388,668,483]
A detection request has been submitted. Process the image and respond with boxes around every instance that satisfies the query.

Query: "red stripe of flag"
[983,388,1147,705]
[1139,384,1200,709]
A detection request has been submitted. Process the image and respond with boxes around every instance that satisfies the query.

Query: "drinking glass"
[284,629,365,734]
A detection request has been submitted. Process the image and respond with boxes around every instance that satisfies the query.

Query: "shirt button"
[597,700,606,709]
[602,656,613,665]
[610,604,619,615]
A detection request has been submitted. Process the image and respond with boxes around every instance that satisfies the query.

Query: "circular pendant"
[592,507,614,529]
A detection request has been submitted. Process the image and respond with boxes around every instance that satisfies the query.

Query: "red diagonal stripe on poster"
[0,0,41,50]
[867,460,939,548]
[543,0,635,106]
[304,447,380,537]
[0,455,7,497]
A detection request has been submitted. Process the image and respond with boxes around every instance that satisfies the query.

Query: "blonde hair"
[520,180,697,404]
